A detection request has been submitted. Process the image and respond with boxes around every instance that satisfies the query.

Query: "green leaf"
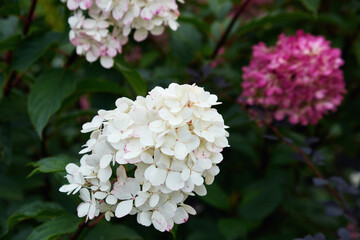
[170,23,202,65]
[218,218,247,240]
[114,58,147,96]
[0,174,22,201]
[201,183,230,210]
[11,32,63,71]
[0,0,20,15]
[238,12,312,35]
[239,179,283,222]
[28,155,75,177]
[6,201,65,232]
[28,69,75,138]
[75,78,127,96]
[0,34,21,51]
[27,214,81,240]
[86,222,143,240]
[300,0,321,14]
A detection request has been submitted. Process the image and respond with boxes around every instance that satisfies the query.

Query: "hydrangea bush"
[60,83,229,231]
[2,0,360,239]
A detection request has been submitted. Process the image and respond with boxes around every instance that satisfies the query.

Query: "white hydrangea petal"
[98,166,112,182]
[100,56,114,69]
[191,171,204,186]
[166,171,184,191]
[94,191,107,199]
[194,185,207,196]
[149,193,160,207]
[100,154,113,168]
[77,202,90,218]
[66,163,79,174]
[79,188,91,202]
[137,211,152,227]
[115,199,133,218]
[106,195,118,205]
[174,142,188,160]
[183,204,196,215]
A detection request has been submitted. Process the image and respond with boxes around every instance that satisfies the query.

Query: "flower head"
[62,0,183,68]
[60,83,229,231]
[240,30,346,125]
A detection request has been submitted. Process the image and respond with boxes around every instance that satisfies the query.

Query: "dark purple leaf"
[301,147,312,155]
[263,135,279,141]
[313,233,326,240]
[337,228,350,240]
[324,201,343,217]
[313,178,328,187]
[305,137,320,145]
[202,65,211,78]
[312,151,325,166]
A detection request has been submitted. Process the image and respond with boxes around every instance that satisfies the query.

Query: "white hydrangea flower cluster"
[59,83,229,232]
[61,0,183,68]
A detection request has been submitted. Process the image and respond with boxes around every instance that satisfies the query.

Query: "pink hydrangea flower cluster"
[61,0,183,68]
[241,30,346,125]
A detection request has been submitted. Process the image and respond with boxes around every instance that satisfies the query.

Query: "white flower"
[77,188,99,221]
[60,84,229,232]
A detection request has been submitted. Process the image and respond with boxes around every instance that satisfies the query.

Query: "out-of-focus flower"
[240,30,346,125]
[61,0,183,68]
[60,83,229,232]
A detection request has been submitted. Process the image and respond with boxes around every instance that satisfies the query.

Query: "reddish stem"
[211,0,253,59]
[22,0,38,35]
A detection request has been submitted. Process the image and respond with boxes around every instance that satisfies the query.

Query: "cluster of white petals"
[60,83,229,232]
[61,0,183,68]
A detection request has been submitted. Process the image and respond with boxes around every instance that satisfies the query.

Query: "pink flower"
[240,30,346,125]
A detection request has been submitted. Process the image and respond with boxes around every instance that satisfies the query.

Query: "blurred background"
[1,0,360,239]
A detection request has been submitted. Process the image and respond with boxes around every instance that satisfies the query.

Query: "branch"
[70,214,105,240]
[22,0,38,35]
[210,0,252,59]
[267,124,355,219]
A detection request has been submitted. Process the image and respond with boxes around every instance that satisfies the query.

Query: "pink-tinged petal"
[67,0,79,10]
[173,207,188,224]
[140,8,153,20]
[115,199,133,218]
[151,211,167,232]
